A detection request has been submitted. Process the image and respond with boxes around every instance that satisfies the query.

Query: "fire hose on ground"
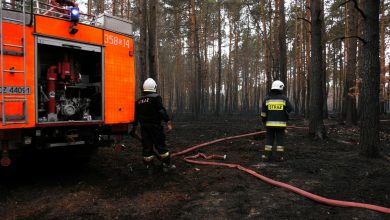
[170,126,390,214]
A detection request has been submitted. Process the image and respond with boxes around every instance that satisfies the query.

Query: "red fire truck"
[0,0,135,166]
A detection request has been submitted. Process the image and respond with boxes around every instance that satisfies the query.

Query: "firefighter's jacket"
[134,92,170,126]
[261,90,293,128]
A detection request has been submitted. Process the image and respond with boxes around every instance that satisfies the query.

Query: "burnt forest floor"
[0,114,390,220]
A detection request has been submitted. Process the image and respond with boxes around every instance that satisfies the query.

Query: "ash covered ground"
[1,115,389,219]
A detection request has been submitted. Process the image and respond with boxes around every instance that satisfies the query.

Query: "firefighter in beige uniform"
[260,80,293,161]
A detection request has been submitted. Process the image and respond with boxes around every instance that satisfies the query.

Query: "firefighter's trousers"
[264,127,285,160]
[140,123,170,165]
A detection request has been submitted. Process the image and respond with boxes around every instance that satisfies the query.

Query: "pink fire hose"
[171,127,390,214]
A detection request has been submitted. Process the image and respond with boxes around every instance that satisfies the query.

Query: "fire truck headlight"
[70,7,79,22]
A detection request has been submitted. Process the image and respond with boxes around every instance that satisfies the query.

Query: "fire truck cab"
[0,0,135,166]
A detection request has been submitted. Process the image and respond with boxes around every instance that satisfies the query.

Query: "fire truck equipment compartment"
[37,37,102,123]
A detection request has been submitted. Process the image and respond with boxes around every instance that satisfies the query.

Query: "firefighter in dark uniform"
[260,80,293,161]
[132,78,173,173]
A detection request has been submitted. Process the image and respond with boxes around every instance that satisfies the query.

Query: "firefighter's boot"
[160,152,174,173]
[275,146,285,162]
[162,163,176,173]
[261,145,273,161]
[143,155,155,175]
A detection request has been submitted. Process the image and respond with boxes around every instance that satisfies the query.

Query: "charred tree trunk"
[299,1,306,115]
[139,0,148,84]
[293,1,304,115]
[379,0,386,114]
[232,21,239,112]
[305,0,311,118]
[190,0,202,118]
[321,0,328,119]
[309,0,326,139]
[343,1,358,125]
[260,0,271,92]
[278,0,287,91]
[216,2,222,116]
[225,16,234,113]
[173,2,182,113]
[148,0,157,81]
[360,0,380,158]
[356,0,365,117]
[202,3,210,114]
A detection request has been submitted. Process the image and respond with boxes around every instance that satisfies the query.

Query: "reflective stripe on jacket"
[261,90,293,128]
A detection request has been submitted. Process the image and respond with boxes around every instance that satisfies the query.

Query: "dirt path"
[1,115,389,219]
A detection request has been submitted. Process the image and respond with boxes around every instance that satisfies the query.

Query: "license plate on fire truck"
[0,86,31,94]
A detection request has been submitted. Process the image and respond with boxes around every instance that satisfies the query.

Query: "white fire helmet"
[143,78,157,92]
[271,80,284,90]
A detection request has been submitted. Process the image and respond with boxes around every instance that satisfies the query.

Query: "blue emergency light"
[69,7,79,34]
[70,7,79,22]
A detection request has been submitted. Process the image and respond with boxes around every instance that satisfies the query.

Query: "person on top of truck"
[131,78,173,173]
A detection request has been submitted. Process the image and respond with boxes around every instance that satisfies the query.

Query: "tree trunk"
[332,45,337,112]
[321,0,328,119]
[98,0,105,14]
[148,0,157,80]
[139,0,148,85]
[293,0,304,115]
[299,1,306,115]
[216,2,222,116]
[343,0,358,125]
[112,0,117,16]
[127,0,131,19]
[360,0,380,158]
[120,0,124,18]
[233,20,239,112]
[260,0,271,92]
[309,0,326,139]
[338,51,344,113]
[379,0,386,114]
[190,0,202,118]
[87,0,92,15]
[278,0,287,91]
[202,3,210,114]
[356,0,365,117]
[225,15,234,113]
[305,0,311,118]
[173,2,182,113]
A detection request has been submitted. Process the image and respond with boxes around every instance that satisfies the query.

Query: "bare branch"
[339,0,351,7]
[339,0,367,19]
[331,36,367,44]
[297,17,311,24]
